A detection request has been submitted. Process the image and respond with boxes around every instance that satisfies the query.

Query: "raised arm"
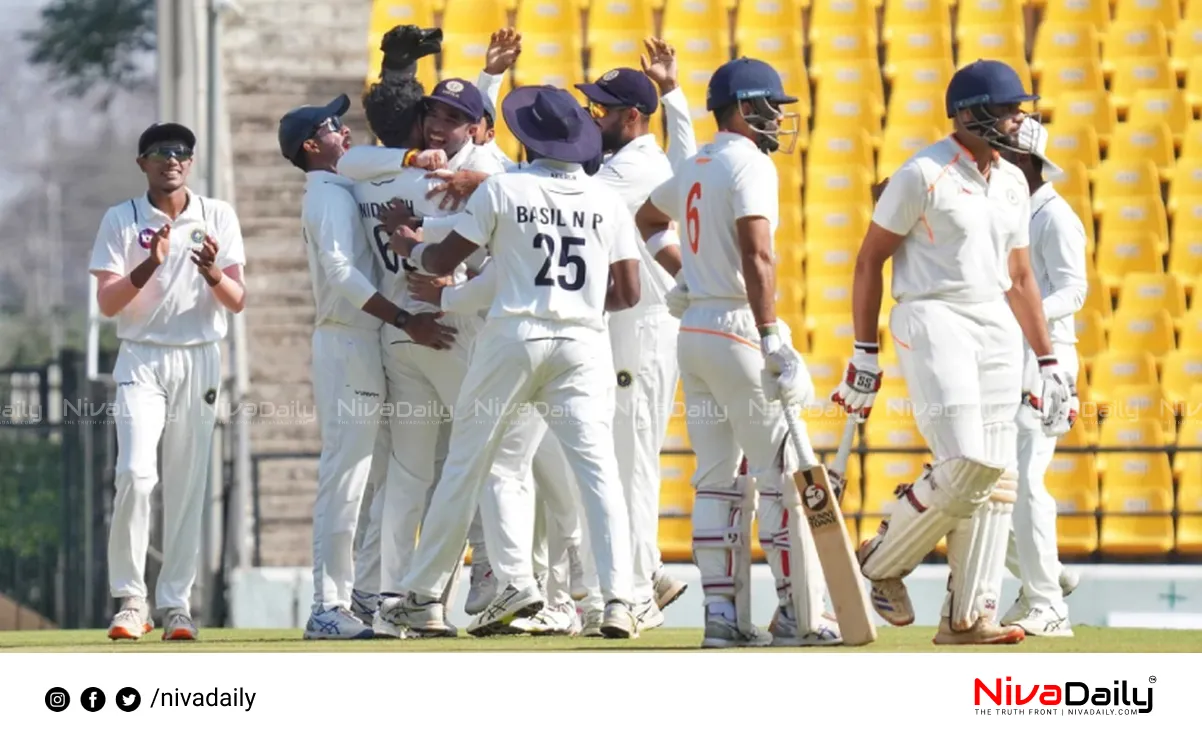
[641,38,697,168]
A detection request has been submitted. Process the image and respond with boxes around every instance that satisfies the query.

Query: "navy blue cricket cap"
[138,122,196,156]
[705,57,797,112]
[425,78,485,122]
[576,68,659,115]
[277,94,351,161]
[945,59,1038,117]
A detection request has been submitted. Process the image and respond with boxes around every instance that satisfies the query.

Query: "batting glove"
[831,342,883,418]
[665,280,689,320]
[761,325,814,408]
[1033,357,1077,437]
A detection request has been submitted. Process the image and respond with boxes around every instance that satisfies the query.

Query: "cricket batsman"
[90,122,246,640]
[636,57,840,648]
[835,60,1076,644]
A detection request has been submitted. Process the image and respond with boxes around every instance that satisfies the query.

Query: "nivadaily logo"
[974,676,1154,716]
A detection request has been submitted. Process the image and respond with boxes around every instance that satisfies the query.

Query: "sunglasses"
[311,116,343,138]
[588,101,625,120]
[141,144,193,162]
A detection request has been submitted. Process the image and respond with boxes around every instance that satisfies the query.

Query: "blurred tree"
[23,0,155,98]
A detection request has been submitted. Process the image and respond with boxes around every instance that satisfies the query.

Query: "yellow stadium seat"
[886,87,947,131]
[1182,305,1202,352]
[1186,57,1202,113]
[1047,452,1100,498]
[1103,23,1170,73]
[440,0,510,38]
[883,0,951,41]
[585,34,644,78]
[776,275,805,311]
[1103,451,1175,500]
[822,60,887,114]
[808,126,876,173]
[1057,506,1100,556]
[956,0,1024,36]
[863,414,924,451]
[777,208,806,263]
[1051,483,1098,516]
[878,125,945,180]
[809,26,879,80]
[439,31,499,72]
[1083,267,1113,322]
[1177,417,1202,477]
[1089,350,1158,408]
[661,0,732,40]
[805,165,875,209]
[1126,88,1191,147]
[1162,351,1202,408]
[1109,309,1177,359]
[659,460,694,513]
[586,0,654,39]
[810,315,862,356]
[864,454,930,511]
[806,244,858,277]
[1037,57,1106,113]
[1114,0,1180,36]
[662,413,690,451]
[1112,58,1178,115]
[1168,223,1202,286]
[1093,159,1160,217]
[1053,91,1117,147]
[1099,488,1176,556]
[1109,384,1178,436]
[369,0,436,42]
[805,356,847,401]
[1046,159,1091,208]
[1097,196,1169,248]
[803,201,871,251]
[1169,158,1202,218]
[810,0,877,43]
[1075,309,1107,364]
[1189,0,1202,20]
[1177,488,1202,555]
[512,35,585,87]
[657,517,692,562]
[957,24,1026,63]
[1176,19,1202,72]
[802,406,852,451]
[814,90,883,144]
[1032,23,1102,81]
[1044,0,1111,32]
[1117,273,1186,320]
[1095,232,1163,292]
[805,274,854,317]
[515,0,584,39]
[1044,124,1100,172]
[1098,418,1165,475]
[886,26,954,75]
[890,58,955,96]
[1066,193,1097,254]
[734,0,804,55]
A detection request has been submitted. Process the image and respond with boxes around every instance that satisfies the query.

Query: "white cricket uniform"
[299,170,386,612]
[866,135,1030,629]
[339,142,503,596]
[648,133,828,627]
[400,159,639,606]
[1005,182,1087,616]
[88,190,245,614]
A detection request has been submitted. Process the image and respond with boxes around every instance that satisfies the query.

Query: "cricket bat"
[784,412,877,646]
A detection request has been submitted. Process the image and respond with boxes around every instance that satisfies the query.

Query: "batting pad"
[944,471,1017,630]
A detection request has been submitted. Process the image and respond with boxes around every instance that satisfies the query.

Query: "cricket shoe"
[304,606,375,640]
[376,593,450,638]
[567,545,588,601]
[933,617,1025,645]
[701,615,773,649]
[512,602,579,635]
[108,597,153,641]
[580,607,604,637]
[465,561,497,616]
[768,605,843,647]
[857,539,914,626]
[162,609,198,641]
[633,599,665,632]
[652,570,688,610]
[467,583,544,637]
[1005,607,1073,638]
[1001,569,1081,626]
[600,600,638,639]
[350,589,380,626]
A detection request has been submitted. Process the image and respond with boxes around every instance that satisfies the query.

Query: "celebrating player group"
[91,19,1084,646]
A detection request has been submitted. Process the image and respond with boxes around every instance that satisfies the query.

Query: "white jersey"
[594,133,675,308]
[1029,182,1088,345]
[88,190,246,345]
[648,133,778,302]
[453,159,640,336]
[300,170,381,331]
[873,136,1031,304]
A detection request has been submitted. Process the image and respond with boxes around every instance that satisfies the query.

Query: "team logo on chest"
[191,229,206,244]
[137,228,156,250]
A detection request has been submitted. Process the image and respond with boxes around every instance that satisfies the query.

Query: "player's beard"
[600,124,625,155]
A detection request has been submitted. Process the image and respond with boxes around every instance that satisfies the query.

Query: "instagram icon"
[44,687,70,712]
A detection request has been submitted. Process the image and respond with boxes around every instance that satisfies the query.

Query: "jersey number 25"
[533,232,586,291]
[686,182,701,254]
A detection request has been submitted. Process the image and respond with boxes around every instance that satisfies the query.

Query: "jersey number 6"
[686,182,701,254]
[373,223,400,274]
[533,233,586,291]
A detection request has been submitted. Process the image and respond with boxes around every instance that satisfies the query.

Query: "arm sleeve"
[215,202,247,269]
[1039,209,1089,321]
[476,71,504,112]
[648,172,679,220]
[442,262,497,314]
[421,214,460,243]
[88,208,126,275]
[308,187,378,308]
[609,204,642,264]
[448,178,500,248]
[871,161,927,237]
[731,156,779,223]
[337,145,406,180]
[661,87,697,169]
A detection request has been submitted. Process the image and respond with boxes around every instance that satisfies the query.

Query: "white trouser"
[401,318,634,605]
[610,305,680,604]
[310,325,385,611]
[890,298,1022,626]
[1006,343,1079,615]
[378,314,480,595]
[109,340,221,614]
[532,429,584,607]
[677,301,824,624]
[352,420,390,595]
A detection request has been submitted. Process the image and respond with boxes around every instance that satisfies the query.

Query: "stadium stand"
[362,0,1202,561]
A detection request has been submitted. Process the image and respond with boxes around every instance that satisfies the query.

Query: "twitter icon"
[116,687,141,712]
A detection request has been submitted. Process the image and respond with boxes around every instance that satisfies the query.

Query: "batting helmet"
[706,58,799,154]
[945,59,1038,153]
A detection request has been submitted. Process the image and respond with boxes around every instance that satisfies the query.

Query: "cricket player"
[998,118,1086,637]
[636,58,839,648]
[90,122,246,640]
[280,94,454,639]
[835,60,1076,644]
[384,84,643,639]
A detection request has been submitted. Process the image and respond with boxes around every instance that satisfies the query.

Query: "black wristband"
[1037,355,1058,367]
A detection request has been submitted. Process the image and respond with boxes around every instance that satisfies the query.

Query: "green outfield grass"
[2,626,1201,652]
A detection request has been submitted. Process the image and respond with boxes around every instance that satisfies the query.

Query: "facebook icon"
[81,687,106,712]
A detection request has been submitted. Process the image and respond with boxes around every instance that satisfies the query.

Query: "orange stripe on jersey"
[919,214,933,241]
[927,153,960,193]
[890,332,911,350]
[680,326,760,350]
[696,157,712,164]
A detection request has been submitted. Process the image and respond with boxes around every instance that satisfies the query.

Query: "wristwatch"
[393,309,411,329]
